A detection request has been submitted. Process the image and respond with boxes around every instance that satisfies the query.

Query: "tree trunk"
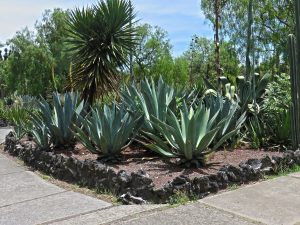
[245,0,253,80]
[214,0,221,78]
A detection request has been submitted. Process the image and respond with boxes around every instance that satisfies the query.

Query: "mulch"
[55,143,283,188]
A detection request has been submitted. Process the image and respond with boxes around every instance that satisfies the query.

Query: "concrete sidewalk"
[1,128,300,225]
[115,175,300,225]
[0,129,163,225]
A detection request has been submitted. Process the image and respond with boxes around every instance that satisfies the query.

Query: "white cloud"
[0,0,92,41]
[0,0,212,56]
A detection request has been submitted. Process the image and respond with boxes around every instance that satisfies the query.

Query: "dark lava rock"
[245,158,262,170]
[220,165,243,182]
[118,192,147,205]
[294,150,300,164]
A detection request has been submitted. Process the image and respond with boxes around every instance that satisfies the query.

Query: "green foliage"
[268,109,291,144]
[5,28,54,96]
[264,74,291,111]
[30,114,50,149]
[143,102,231,167]
[3,7,70,97]
[200,0,293,76]
[11,9,68,96]
[133,24,172,80]
[36,8,70,87]
[32,92,84,147]
[6,106,32,139]
[121,77,178,133]
[74,103,142,159]
[247,117,266,149]
[262,74,291,144]
[0,95,38,139]
[133,23,190,87]
[184,36,241,86]
[168,191,192,205]
[265,164,300,180]
[65,0,136,104]
[204,94,247,148]
[0,100,7,120]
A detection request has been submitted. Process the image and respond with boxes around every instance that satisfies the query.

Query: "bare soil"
[56,143,283,188]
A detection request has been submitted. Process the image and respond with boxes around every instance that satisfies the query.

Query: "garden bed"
[4,132,300,204]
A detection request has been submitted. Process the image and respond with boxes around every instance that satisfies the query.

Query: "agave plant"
[65,0,136,105]
[31,92,84,147]
[121,77,178,133]
[205,74,271,113]
[73,103,143,161]
[30,114,50,149]
[204,94,247,148]
[142,102,232,167]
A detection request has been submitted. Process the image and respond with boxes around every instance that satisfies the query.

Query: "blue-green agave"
[204,94,247,148]
[31,92,84,147]
[142,102,232,167]
[121,77,177,133]
[73,103,143,158]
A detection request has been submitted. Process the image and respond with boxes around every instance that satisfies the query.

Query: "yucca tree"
[66,0,136,105]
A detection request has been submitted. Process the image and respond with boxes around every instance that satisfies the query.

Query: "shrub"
[6,106,32,139]
[262,74,291,145]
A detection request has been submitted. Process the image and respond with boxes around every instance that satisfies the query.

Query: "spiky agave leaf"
[34,92,84,147]
[120,77,177,133]
[73,103,143,160]
[142,102,224,167]
[30,112,50,149]
[203,94,247,149]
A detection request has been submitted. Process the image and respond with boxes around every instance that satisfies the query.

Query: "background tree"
[35,8,70,90]
[133,24,173,80]
[1,8,69,96]
[201,0,294,77]
[4,28,54,96]
[183,36,241,85]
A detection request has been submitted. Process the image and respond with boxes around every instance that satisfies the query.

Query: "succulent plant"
[32,92,84,147]
[121,77,177,133]
[204,94,247,148]
[73,103,143,160]
[142,101,233,167]
[30,114,50,149]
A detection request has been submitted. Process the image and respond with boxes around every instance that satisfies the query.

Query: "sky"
[0,0,213,56]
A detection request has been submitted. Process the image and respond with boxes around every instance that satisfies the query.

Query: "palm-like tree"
[66,0,136,105]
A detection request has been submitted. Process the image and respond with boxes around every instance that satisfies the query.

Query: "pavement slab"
[0,128,12,143]
[50,204,165,225]
[0,157,25,175]
[0,191,112,225]
[288,172,300,179]
[2,127,300,225]
[0,171,65,207]
[201,176,300,225]
[112,202,260,225]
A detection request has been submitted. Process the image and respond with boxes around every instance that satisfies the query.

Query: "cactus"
[288,0,300,150]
